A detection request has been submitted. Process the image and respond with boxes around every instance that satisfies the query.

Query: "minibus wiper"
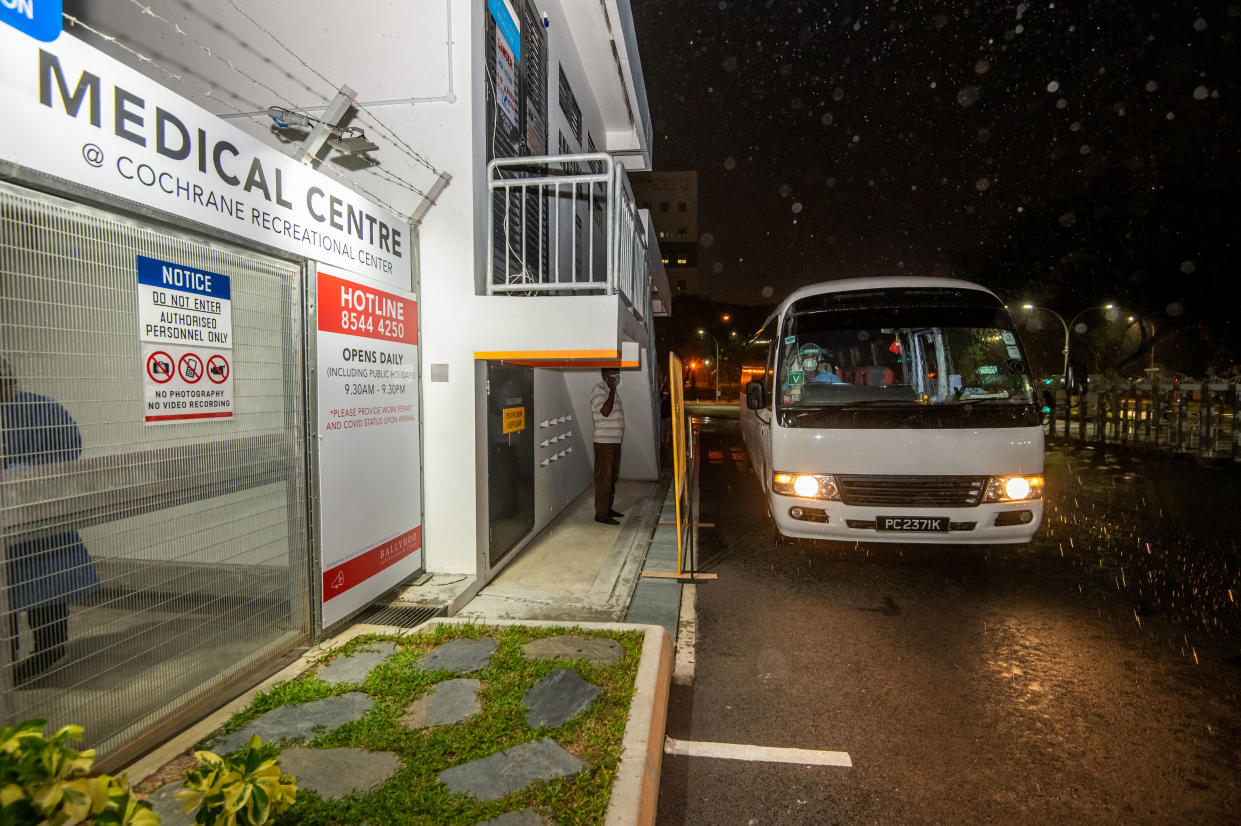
[834,400,919,409]
[955,394,1028,405]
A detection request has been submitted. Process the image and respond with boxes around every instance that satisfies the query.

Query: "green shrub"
[174,736,296,826]
[0,718,158,826]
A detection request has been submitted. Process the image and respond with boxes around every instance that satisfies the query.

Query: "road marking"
[664,737,852,767]
[673,583,696,686]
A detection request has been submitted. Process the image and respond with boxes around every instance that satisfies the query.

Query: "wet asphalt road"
[658,404,1241,825]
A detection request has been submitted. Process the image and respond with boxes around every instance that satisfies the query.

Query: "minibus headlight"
[984,475,1044,502]
[772,472,842,501]
[793,475,821,497]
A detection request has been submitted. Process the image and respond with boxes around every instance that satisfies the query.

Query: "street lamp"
[697,328,720,402]
[1021,302,1116,380]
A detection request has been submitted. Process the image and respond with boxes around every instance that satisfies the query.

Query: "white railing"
[487,153,651,321]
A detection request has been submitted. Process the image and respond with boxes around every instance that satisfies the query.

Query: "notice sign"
[138,255,234,423]
[316,266,422,627]
[502,406,525,434]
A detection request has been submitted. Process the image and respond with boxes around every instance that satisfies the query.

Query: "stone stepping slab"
[144,784,192,826]
[401,678,482,729]
[278,747,401,800]
[523,668,602,729]
[522,634,623,666]
[317,642,398,685]
[415,637,497,674]
[438,738,588,802]
[211,692,373,754]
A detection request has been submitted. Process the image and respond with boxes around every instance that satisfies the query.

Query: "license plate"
[875,516,949,532]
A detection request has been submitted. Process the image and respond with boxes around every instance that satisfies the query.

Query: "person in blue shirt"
[1,357,99,685]
[782,343,844,393]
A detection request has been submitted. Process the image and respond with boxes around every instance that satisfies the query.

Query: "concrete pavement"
[456,479,674,627]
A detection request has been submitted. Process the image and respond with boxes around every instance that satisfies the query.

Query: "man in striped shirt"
[590,367,625,525]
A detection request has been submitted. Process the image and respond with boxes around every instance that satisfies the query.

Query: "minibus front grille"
[836,475,986,507]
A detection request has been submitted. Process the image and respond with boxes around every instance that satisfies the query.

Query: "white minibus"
[740,277,1044,544]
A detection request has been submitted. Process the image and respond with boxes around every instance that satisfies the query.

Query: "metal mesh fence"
[1,180,310,760]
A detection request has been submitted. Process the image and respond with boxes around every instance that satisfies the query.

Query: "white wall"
[412,1,486,575]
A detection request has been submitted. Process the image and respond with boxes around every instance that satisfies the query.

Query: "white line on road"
[664,736,853,767]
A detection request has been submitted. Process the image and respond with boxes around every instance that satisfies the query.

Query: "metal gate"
[0,180,311,764]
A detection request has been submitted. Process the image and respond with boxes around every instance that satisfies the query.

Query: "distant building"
[632,171,699,296]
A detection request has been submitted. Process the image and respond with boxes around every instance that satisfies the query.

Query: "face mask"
[611,373,621,385]
[801,357,819,371]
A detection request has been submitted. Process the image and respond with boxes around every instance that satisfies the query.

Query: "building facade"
[0,0,667,766]
[632,170,699,296]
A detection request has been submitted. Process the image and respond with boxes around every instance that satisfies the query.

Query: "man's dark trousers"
[593,442,622,517]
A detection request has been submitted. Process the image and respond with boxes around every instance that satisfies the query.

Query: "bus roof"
[772,276,1004,318]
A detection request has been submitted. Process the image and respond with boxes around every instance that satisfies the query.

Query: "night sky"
[631,1,1239,307]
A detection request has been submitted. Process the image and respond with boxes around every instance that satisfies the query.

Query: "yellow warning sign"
[502,406,526,434]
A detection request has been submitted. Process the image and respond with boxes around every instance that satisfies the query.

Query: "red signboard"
[322,526,422,603]
[317,271,418,345]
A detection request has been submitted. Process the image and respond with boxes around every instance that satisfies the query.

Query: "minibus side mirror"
[745,380,766,410]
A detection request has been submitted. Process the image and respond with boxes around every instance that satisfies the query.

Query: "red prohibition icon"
[207,354,230,384]
[146,351,174,383]
[179,352,204,383]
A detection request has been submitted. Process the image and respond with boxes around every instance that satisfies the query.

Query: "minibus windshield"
[778,304,1035,410]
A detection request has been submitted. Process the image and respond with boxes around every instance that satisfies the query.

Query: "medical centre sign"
[0,26,411,289]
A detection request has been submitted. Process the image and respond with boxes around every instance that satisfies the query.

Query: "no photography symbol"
[146,351,173,383]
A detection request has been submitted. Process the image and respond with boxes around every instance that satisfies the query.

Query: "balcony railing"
[487,153,651,322]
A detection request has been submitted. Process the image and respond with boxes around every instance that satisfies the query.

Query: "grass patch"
[175,623,643,825]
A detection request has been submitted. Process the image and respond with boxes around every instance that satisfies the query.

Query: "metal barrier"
[487,153,651,321]
[1,180,311,764]
[1046,382,1241,462]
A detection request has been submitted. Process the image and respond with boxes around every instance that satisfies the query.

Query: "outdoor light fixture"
[327,129,379,154]
[698,329,722,402]
[1021,303,1121,378]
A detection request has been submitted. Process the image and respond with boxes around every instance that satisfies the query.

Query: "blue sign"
[487,0,521,63]
[137,255,231,300]
[1,0,61,42]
